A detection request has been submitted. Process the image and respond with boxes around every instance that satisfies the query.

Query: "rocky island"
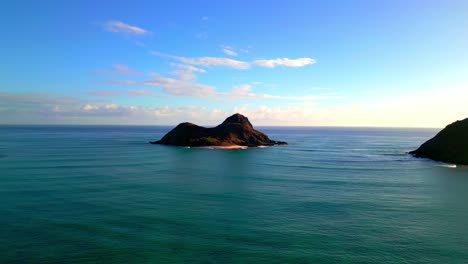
[410,118,468,165]
[150,113,287,148]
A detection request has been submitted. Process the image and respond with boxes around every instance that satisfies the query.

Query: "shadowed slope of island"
[150,113,287,147]
[410,118,468,165]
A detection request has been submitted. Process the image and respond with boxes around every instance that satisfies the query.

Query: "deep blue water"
[0,125,467,263]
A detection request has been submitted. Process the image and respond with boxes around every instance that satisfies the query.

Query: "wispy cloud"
[170,63,206,81]
[178,57,249,69]
[152,51,249,69]
[106,76,216,97]
[142,76,217,96]
[224,85,340,100]
[88,89,157,97]
[0,91,328,125]
[107,80,139,85]
[93,56,321,101]
[0,92,253,125]
[127,89,158,96]
[152,51,315,69]
[94,64,140,76]
[222,46,237,56]
[253,58,316,68]
[0,92,218,125]
[104,75,337,101]
[224,85,280,99]
[3,87,466,126]
[100,20,150,35]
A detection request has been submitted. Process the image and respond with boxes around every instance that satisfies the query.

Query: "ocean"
[0,125,467,263]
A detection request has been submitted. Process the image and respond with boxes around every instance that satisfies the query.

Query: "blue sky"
[1,0,467,127]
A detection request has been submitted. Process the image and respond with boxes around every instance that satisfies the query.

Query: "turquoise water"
[1,125,467,263]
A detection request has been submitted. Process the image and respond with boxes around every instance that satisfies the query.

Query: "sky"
[1,0,467,127]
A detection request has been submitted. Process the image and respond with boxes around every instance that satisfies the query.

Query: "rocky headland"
[409,118,468,165]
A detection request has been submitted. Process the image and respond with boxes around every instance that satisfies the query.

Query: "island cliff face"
[409,118,468,165]
[150,113,287,147]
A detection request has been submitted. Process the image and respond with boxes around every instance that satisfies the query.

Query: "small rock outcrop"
[150,113,287,147]
[409,118,468,165]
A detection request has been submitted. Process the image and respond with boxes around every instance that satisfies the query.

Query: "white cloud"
[108,80,139,85]
[230,87,468,127]
[225,85,279,99]
[152,51,249,69]
[93,60,327,100]
[106,75,216,97]
[88,89,157,97]
[101,20,150,35]
[142,76,216,96]
[0,92,228,125]
[1,87,467,127]
[178,57,249,69]
[152,51,315,69]
[127,89,157,96]
[82,104,99,111]
[228,85,252,96]
[170,63,206,81]
[224,85,340,100]
[253,58,316,68]
[105,103,119,110]
[105,76,336,100]
[88,90,122,96]
[222,46,237,56]
[170,64,205,73]
[94,63,210,97]
[94,64,140,76]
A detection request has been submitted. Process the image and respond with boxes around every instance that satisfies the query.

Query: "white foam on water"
[436,164,457,169]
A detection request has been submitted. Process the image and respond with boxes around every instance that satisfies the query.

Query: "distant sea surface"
[1,125,467,263]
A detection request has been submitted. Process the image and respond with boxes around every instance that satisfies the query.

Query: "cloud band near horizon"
[151,51,316,69]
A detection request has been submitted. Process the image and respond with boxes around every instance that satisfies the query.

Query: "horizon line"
[0,123,443,129]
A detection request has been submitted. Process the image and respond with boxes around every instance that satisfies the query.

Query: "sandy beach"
[204,145,248,149]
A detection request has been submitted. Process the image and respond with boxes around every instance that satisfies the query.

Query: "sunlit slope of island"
[150,113,287,147]
[410,117,468,165]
